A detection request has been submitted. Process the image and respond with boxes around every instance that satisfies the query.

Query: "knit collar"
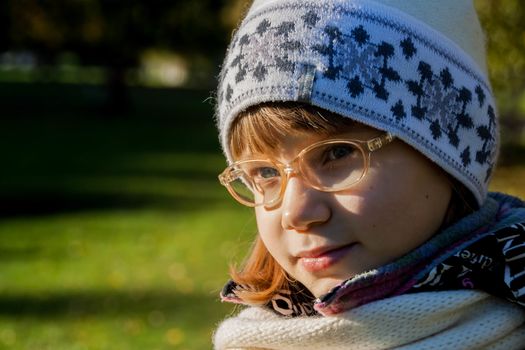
[214,291,525,350]
[221,192,525,316]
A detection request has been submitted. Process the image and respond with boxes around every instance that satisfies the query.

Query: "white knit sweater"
[214,291,525,350]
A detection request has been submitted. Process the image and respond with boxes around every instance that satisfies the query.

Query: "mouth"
[296,243,356,273]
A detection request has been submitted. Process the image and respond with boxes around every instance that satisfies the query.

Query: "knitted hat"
[216,0,498,206]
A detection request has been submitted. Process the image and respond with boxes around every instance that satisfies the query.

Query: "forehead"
[240,123,380,161]
[229,103,380,160]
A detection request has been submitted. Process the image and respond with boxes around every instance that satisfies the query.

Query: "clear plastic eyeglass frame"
[218,132,395,207]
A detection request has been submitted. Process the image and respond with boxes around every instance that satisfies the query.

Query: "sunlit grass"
[0,207,255,349]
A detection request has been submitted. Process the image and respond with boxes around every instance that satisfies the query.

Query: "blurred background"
[0,0,524,349]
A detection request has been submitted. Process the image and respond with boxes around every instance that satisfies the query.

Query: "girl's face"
[253,124,452,297]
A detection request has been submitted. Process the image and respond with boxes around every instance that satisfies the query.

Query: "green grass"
[0,82,523,349]
[0,83,257,349]
[0,208,255,349]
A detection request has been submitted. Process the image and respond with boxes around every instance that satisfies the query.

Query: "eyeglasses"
[218,132,394,207]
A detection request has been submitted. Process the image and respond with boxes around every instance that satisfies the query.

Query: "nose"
[281,175,331,232]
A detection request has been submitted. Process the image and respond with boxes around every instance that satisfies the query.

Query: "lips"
[297,243,356,272]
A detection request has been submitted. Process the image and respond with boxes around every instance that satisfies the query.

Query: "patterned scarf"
[220,192,525,316]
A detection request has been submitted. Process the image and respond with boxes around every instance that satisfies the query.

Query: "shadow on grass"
[0,193,224,218]
[0,83,231,218]
[0,289,231,321]
[499,142,525,166]
[0,247,40,260]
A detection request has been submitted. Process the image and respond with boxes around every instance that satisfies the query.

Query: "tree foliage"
[3,0,238,112]
[475,0,525,117]
[2,0,524,119]
[6,0,233,67]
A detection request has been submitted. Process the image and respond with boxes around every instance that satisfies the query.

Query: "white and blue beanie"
[216,0,498,205]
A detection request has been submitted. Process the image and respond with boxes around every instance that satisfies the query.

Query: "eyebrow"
[238,131,378,162]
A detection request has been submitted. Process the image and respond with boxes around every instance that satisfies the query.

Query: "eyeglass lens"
[227,141,367,206]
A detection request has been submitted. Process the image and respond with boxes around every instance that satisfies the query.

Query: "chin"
[309,276,347,298]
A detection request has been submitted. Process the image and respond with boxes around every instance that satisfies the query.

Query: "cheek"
[255,206,281,235]
[335,158,451,258]
[333,182,399,240]
[363,153,451,220]
[254,207,287,258]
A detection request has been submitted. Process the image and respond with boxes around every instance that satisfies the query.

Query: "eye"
[325,144,355,162]
[251,166,281,192]
[255,167,280,179]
